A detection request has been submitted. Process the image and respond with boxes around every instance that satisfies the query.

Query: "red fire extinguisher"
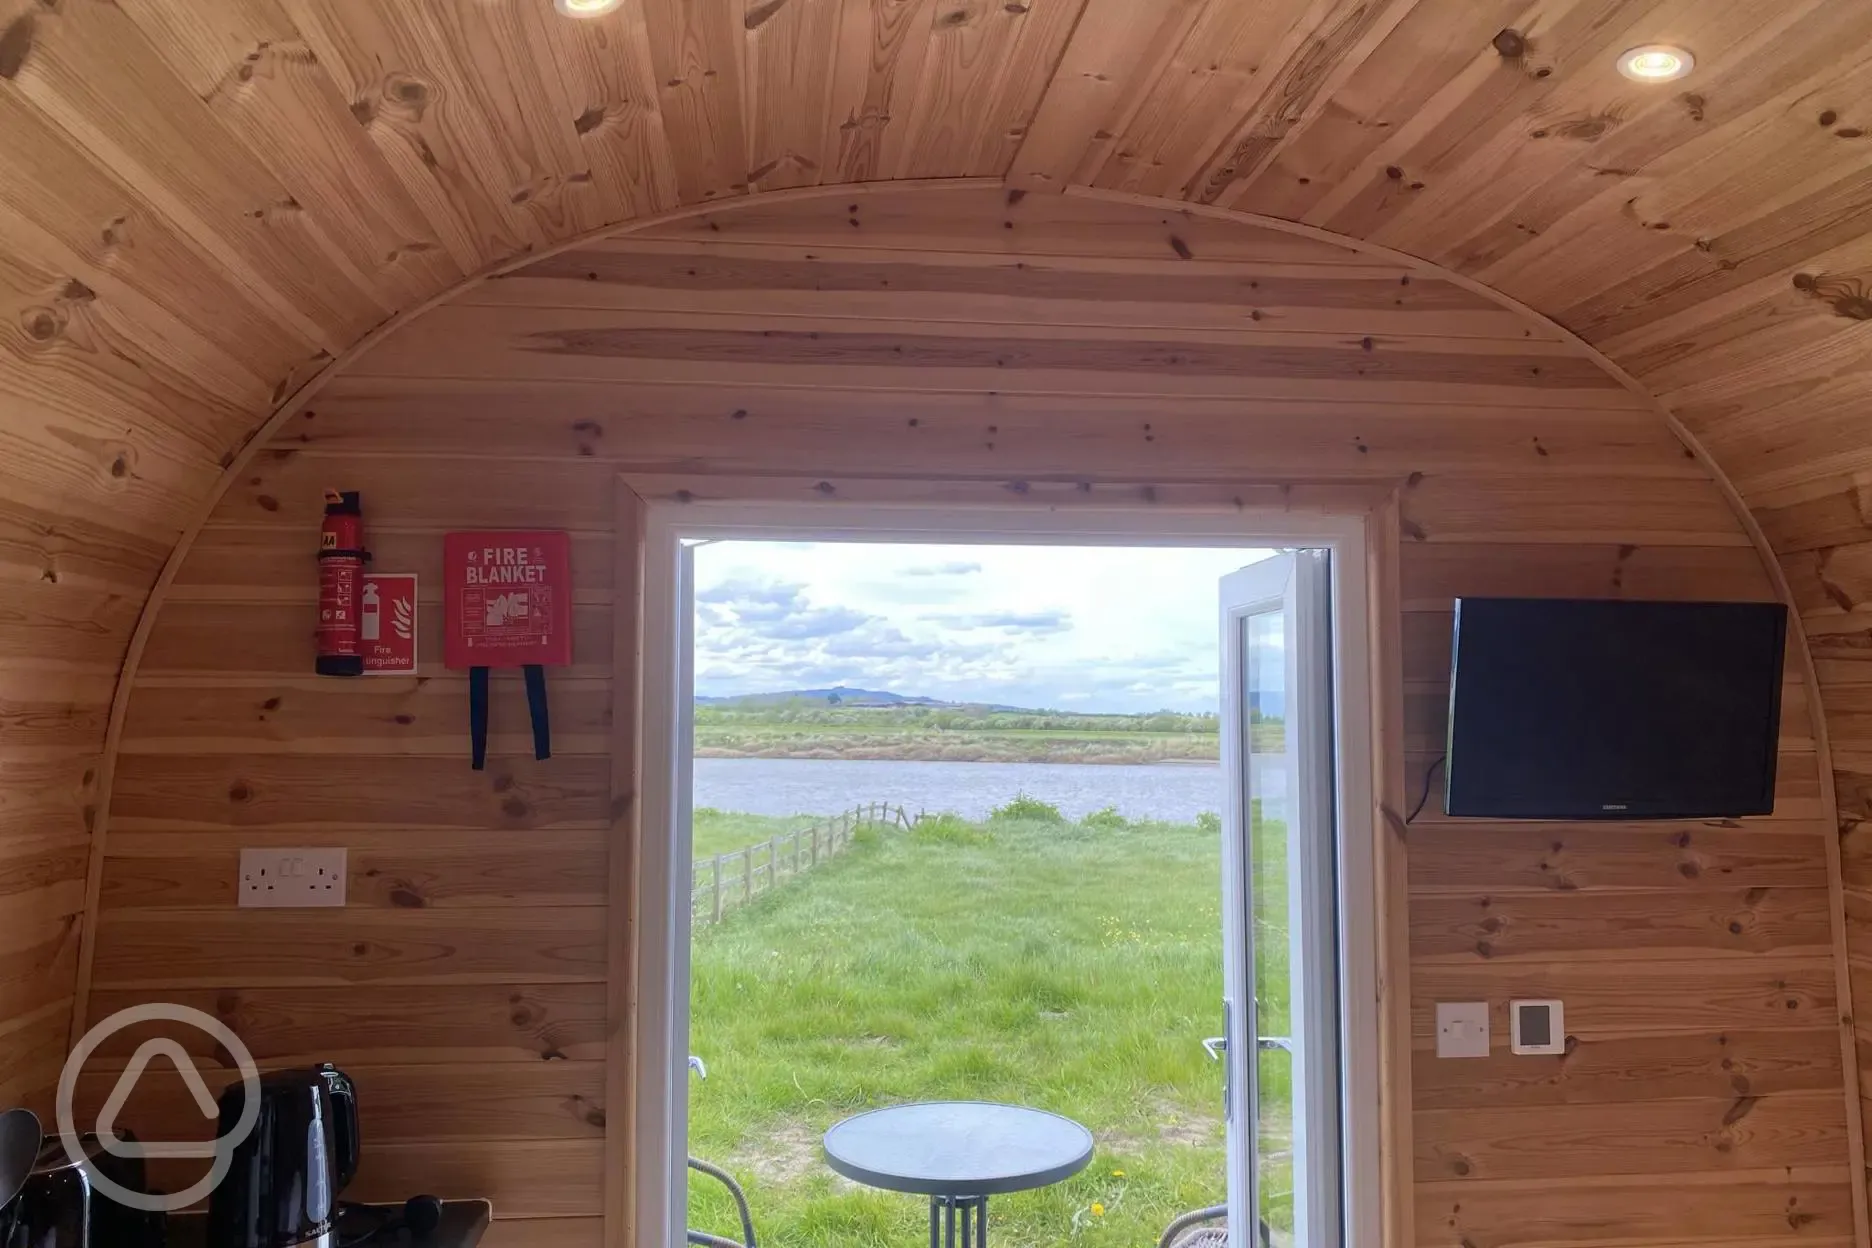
[316,489,367,677]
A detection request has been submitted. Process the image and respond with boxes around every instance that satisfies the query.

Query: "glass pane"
[1244,607,1295,1244]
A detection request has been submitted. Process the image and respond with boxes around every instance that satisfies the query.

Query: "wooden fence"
[692,802,910,925]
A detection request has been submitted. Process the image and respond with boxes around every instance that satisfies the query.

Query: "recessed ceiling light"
[1617,44,1694,82]
[555,0,623,16]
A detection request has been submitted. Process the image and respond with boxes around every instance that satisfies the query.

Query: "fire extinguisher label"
[317,561,359,650]
[360,573,419,675]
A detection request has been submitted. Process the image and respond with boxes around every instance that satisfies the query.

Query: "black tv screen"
[1445,598,1787,819]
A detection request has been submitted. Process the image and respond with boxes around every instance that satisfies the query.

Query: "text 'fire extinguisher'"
[316,489,368,677]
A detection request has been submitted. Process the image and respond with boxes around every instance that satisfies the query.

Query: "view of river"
[694,756,1287,823]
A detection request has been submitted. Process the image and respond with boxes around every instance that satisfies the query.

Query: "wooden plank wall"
[1764,464,1872,1218]
[94,187,1854,1248]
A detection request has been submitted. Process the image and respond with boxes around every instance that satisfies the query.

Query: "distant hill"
[696,687,1025,711]
[697,686,1265,719]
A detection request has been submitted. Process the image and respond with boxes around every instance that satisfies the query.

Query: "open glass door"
[1217,552,1341,1248]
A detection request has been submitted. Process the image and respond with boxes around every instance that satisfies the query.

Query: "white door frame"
[631,499,1379,1248]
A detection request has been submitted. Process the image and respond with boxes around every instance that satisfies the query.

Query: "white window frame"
[631,499,1379,1248]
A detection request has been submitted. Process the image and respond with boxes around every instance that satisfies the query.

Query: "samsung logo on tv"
[1600,803,1629,811]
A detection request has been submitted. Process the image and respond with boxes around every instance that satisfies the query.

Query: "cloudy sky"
[693,541,1274,713]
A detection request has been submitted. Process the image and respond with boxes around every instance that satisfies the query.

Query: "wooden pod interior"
[3,2,1872,1244]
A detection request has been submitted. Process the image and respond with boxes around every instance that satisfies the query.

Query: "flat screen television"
[1445,598,1787,819]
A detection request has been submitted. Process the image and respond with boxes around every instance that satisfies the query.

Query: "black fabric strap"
[524,663,551,761]
[469,665,490,771]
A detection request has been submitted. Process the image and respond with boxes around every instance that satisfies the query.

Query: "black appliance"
[207,1067,357,1248]
[1445,597,1787,819]
[0,1123,158,1248]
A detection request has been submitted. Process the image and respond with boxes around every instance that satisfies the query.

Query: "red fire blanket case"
[444,531,573,769]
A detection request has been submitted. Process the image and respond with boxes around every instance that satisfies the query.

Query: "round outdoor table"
[823,1101,1094,1248]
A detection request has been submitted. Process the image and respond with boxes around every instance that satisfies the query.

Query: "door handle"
[1202,1036,1227,1061]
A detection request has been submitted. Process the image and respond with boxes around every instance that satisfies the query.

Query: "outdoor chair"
[1157,1206,1274,1248]
[687,1157,757,1248]
[687,1056,758,1248]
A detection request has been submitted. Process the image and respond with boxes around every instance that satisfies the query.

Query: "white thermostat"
[1510,999,1565,1055]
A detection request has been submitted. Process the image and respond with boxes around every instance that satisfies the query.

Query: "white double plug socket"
[239,847,347,908]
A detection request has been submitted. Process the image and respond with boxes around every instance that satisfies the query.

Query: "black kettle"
[207,1066,358,1248]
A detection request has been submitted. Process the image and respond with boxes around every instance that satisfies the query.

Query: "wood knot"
[1167,234,1192,260]
[573,106,605,135]
[394,713,415,725]
[389,886,426,908]
[502,796,529,819]
[938,8,969,26]
[491,773,515,793]
[812,480,836,495]
[1491,28,1526,59]
[255,493,279,512]
[744,0,789,30]
[228,781,252,803]
[23,306,63,341]
[261,696,282,711]
[109,453,130,479]
[0,12,34,80]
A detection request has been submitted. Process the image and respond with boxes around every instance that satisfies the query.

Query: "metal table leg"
[927,1197,989,1248]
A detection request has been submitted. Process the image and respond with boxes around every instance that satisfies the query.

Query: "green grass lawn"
[686,801,1293,1248]
[691,808,826,859]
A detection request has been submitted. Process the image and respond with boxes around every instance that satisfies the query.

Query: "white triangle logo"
[96,1038,221,1160]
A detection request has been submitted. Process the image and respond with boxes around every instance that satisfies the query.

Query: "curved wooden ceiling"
[8,0,1872,729]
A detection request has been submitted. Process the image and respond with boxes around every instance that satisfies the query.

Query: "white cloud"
[693,542,1277,712]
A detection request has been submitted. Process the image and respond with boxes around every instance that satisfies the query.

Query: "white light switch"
[239,847,347,908]
[1435,1001,1490,1058]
